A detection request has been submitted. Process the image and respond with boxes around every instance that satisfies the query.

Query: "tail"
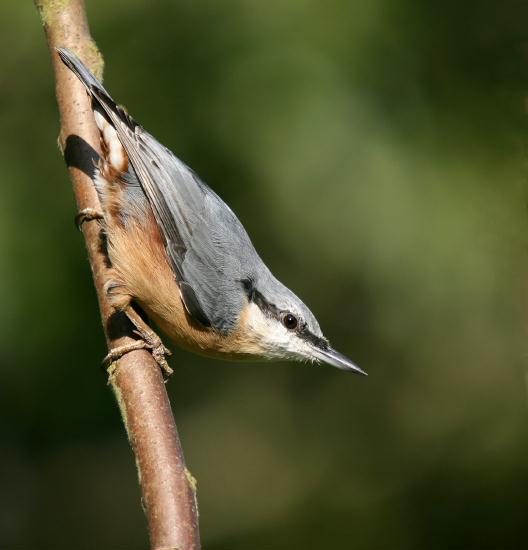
[57,47,151,219]
[56,47,138,133]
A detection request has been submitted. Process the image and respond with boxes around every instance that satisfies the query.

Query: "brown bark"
[34,1,200,548]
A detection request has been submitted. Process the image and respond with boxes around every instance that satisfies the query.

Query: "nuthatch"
[57,48,366,377]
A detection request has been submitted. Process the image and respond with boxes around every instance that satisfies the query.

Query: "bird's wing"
[58,48,253,332]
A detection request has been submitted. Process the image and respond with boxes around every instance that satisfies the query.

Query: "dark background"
[1,1,527,548]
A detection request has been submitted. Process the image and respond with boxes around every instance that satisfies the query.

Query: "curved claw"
[75,207,104,230]
[102,339,173,378]
[103,340,149,368]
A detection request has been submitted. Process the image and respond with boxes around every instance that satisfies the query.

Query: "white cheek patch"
[245,302,312,361]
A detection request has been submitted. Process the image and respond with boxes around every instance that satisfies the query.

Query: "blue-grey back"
[57,47,306,335]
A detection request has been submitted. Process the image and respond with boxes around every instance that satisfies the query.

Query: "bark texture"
[34,1,200,548]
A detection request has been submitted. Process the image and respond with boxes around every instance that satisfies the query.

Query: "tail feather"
[56,47,137,132]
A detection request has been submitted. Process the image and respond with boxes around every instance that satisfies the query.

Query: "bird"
[57,47,366,377]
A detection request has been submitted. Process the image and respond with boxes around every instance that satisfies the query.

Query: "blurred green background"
[1,1,527,548]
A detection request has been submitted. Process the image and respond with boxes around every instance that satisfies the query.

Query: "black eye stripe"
[241,277,255,300]
[247,287,282,319]
[299,328,329,350]
[246,286,327,348]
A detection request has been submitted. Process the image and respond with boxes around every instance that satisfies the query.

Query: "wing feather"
[58,48,254,332]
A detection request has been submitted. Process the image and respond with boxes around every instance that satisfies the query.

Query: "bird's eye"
[282,313,298,330]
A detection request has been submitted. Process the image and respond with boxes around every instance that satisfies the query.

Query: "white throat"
[243,302,313,362]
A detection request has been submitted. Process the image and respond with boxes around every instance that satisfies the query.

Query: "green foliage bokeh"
[1,1,527,548]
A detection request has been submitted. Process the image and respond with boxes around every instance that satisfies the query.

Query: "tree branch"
[34,1,200,548]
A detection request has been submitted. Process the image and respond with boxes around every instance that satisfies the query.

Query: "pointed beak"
[312,346,367,376]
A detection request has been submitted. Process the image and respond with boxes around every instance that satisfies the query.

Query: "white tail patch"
[94,110,128,173]
[94,110,106,131]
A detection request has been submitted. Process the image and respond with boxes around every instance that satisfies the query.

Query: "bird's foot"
[75,207,104,230]
[102,336,173,378]
[103,340,150,369]
[125,306,173,377]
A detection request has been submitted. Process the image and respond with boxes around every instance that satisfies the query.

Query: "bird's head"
[239,276,366,375]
